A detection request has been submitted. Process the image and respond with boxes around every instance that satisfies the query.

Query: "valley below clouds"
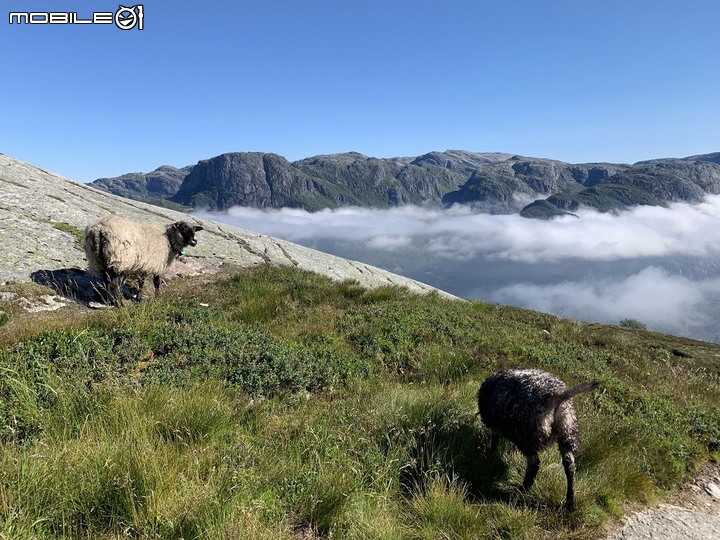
[198,196,720,343]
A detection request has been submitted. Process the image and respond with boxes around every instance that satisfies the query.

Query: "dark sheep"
[477,368,600,511]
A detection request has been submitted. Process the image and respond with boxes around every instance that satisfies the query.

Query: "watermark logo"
[9,5,144,30]
[114,5,144,30]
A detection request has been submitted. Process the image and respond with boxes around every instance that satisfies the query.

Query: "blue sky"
[1,0,718,182]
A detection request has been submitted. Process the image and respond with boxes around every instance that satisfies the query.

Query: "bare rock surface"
[0,154,454,302]
[605,463,720,540]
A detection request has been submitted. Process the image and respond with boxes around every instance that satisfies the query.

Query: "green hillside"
[1,265,718,539]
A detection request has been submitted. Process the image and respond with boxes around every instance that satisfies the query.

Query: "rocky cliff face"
[170,153,306,210]
[0,154,451,302]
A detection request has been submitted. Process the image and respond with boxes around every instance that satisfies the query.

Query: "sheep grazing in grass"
[84,215,203,306]
[477,368,600,511]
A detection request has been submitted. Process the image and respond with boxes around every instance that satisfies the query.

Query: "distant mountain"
[91,150,720,217]
[92,150,508,211]
[92,165,194,210]
[520,157,720,218]
[442,158,628,213]
[682,152,720,164]
[168,150,509,211]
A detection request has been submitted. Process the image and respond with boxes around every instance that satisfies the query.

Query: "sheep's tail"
[558,380,600,402]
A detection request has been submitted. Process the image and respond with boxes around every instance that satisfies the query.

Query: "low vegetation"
[618,319,648,331]
[1,265,719,539]
[51,222,84,246]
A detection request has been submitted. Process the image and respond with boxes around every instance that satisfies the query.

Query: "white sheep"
[83,215,203,306]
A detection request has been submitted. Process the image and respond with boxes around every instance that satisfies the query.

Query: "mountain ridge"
[91,150,720,217]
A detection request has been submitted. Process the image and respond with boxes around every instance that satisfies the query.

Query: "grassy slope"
[0,265,719,539]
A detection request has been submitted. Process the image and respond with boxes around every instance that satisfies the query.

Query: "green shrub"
[619,318,647,330]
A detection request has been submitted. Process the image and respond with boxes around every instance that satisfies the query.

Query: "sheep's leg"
[490,433,500,453]
[137,277,147,301]
[522,452,540,490]
[137,276,161,300]
[153,275,162,297]
[105,270,124,307]
[560,445,576,511]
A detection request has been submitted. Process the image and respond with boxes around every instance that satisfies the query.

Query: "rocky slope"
[0,153,451,303]
[90,150,720,216]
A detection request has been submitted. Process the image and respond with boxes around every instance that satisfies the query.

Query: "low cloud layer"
[198,196,720,342]
[488,267,720,337]
[203,195,720,263]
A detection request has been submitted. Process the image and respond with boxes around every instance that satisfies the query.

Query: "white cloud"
[488,266,720,331]
[366,235,412,250]
[196,198,720,341]
[200,195,720,263]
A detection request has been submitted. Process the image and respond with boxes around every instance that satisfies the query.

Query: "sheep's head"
[169,221,204,251]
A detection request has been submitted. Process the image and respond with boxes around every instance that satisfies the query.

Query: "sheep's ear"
[193,226,204,232]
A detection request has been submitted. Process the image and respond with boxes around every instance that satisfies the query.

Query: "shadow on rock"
[31,268,108,306]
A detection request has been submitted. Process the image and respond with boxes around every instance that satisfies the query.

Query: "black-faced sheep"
[83,215,203,306]
[477,368,600,511]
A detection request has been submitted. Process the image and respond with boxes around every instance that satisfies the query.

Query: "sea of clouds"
[198,195,720,342]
